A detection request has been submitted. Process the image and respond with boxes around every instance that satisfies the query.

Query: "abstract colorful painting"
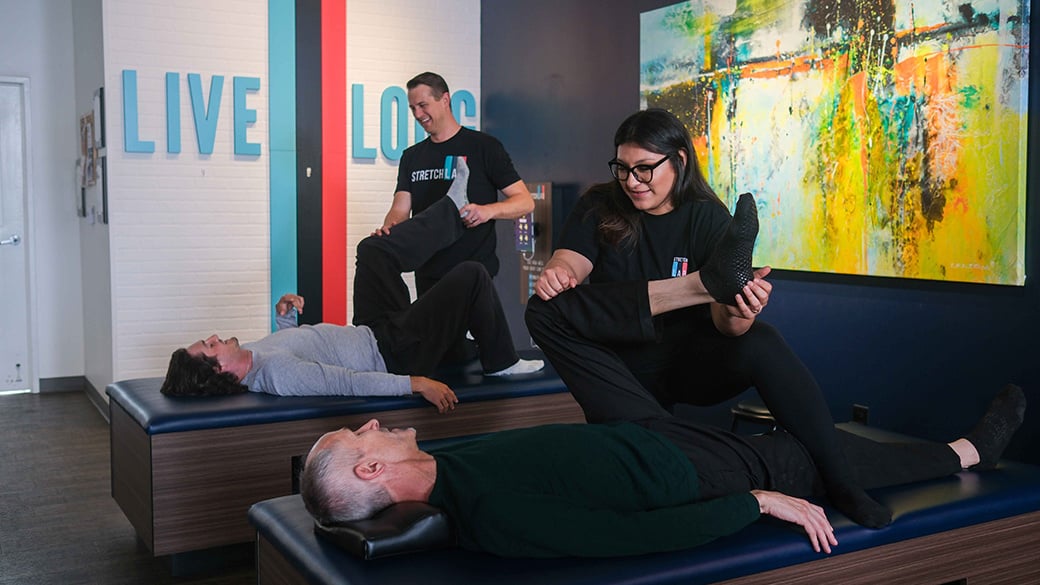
[641,0,1028,284]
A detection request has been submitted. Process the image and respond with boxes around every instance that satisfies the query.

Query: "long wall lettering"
[122,69,262,155]
[350,83,476,161]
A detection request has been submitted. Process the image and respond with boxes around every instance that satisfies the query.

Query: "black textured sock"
[966,384,1026,470]
[701,192,758,305]
[826,483,892,529]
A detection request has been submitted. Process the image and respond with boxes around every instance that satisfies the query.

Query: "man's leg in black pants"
[416,274,480,365]
[835,430,963,490]
[742,428,963,500]
[644,422,962,504]
[525,283,672,423]
[392,262,518,374]
[666,322,893,527]
[527,281,893,528]
[353,197,465,327]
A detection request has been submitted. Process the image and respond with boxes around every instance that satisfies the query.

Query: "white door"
[0,79,32,393]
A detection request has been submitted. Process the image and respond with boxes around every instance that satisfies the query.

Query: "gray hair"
[300,445,393,523]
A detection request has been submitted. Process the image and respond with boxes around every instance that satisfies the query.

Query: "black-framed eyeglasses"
[608,155,670,183]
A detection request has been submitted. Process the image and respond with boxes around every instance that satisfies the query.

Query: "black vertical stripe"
[295,0,323,324]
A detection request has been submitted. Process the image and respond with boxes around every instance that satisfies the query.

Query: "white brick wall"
[103,0,269,380]
[344,0,480,323]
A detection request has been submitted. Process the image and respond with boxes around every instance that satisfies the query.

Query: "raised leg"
[353,197,465,326]
[670,322,893,528]
[700,192,758,306]
[526,285,673,424]
[390,262,518,375]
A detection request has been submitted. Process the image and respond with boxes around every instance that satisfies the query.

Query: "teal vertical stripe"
[269,0,298,331]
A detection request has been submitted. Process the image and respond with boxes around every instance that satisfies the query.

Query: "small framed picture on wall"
[79,112,96,188]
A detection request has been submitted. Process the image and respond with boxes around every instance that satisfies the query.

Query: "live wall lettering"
[641,0,1028,284]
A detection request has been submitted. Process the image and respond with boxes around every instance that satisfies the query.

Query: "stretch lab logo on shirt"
[410,155,463,183]
[671,257,688,277]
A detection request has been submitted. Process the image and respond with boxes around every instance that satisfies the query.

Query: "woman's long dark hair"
[590,108,725,247]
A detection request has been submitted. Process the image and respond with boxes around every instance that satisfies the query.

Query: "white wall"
[345,0,480,322]
[72,0,111,394]
[0,0,86,384]
[103,0,270,382]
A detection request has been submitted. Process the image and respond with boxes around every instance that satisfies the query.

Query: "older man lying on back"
[300,385,1025,557]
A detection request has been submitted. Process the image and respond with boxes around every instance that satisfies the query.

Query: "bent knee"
[441,261,493,290]
[729,320,789,353]
[524,295,557,336]
[450,261,491,281]
[524,295,548,321]
[745,319,781,339]
[356,236,387,260]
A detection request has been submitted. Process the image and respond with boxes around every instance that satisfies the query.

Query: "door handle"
[0,234,20,246]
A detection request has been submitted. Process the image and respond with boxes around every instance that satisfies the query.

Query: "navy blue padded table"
[248,424,1040,585]
[106,355,584,557]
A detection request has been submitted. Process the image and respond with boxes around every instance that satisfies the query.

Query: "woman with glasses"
[524,108,892,530]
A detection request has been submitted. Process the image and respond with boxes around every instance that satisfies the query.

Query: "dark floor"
[0,391,254,585]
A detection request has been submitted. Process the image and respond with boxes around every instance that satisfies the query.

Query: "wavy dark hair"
[159,348,248,397]
[590,108,725,247]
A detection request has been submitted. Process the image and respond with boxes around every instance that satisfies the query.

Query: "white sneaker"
[487,359,545,376]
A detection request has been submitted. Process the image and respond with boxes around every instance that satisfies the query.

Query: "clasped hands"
[275,293,305,316]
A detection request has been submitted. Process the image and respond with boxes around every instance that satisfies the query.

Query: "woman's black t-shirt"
[559,190,731,283]
[557,189,732,386]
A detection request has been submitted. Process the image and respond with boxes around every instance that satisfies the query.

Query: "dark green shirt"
[428,423,760,558]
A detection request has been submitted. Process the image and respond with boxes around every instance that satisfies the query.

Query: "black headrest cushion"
[314,501,456,560]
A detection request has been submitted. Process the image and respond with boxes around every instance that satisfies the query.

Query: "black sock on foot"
[700,192,758,305]
[446,157,470,211]
[827,483,892,528]
[965,384,1026,470]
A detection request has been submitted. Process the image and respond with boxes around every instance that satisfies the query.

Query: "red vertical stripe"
[321,0,347,324]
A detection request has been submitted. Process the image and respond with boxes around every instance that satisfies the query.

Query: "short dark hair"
[301,446,393,524]
[159,348,248,397]
[406,72,450,99]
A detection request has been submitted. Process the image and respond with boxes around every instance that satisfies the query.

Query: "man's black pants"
[525,284,960,499]
[354,198,517,374]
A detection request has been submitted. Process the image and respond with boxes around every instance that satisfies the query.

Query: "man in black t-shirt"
[375,71,534,297]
